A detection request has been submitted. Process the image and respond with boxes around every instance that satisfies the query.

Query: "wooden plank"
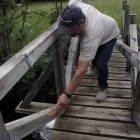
[53,117,140,139]
[0,21,60,101]
[6,107,65,140]
[137,25,140,45]
[65,37,78,88]
[79,79,131,89]
[65,105,132,122]
[74,86,131,98]
[20,37,71,108]
[108,62,126,68]
[115,40,140,72]
[108,67,129,74]
[49,131,129,140]
[133,72,140,111]
[122,0,127,38]
[70,95,131,109]
[130,15,138,52]
[0,112,11,140]
[51,36,66,98]
[84,73,131,81]
[109,57,126,62]
[123,4,130,44]
[111,53,125,58]
[124,4,131,72]
[133,112,140,129]
[16,101,55,114]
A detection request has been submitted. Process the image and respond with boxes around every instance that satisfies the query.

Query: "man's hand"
[54,93,70,111]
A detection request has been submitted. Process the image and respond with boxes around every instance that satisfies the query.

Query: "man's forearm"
[65,70,86,95]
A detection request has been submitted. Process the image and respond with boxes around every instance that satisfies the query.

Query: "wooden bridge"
[0,0,140,140]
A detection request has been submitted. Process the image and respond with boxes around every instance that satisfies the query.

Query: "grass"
[12,0,140,49]
[89,0,140,34]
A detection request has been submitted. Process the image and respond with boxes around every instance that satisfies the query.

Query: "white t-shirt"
[68,0,120,61]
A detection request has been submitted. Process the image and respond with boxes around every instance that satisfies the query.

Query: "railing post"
[132,72,140,128]
[0,112,11,140]
[130,14,138,105]
[65,37,78,88]
[122,0,127,38]
[123,4,131,72]
[51,36,66,98]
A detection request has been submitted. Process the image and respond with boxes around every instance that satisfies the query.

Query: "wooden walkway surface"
[48,47,140,140]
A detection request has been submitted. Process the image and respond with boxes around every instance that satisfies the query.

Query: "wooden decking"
[48,47,140,139]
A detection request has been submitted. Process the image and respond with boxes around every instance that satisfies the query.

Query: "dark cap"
[57,5,83,35]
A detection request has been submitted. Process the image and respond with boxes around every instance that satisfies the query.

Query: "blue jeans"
[92,38,117,88]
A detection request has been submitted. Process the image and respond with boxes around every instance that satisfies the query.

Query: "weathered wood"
[129,14,138,104]
[108,67,129,74]
[115,40,140,72]
[74,86,131,98]
[16,101,55,114]
[130,14,138,52]
[75,42,80,68]
[111,53,125,58]
[80,79,131,89]
[70,95,131,109]
[123,4,130,44]
[0,112,11,140]
[51,36,66,98]
[0,21,60,101]
[65,37,78,88]
[49,131,128,140]
[124,4,131,72]
[109,57,126,62]
[108,62,126,68]
[53,117,140,139]
[20,60,54,108]
[20,37,71,108]
[6,107,65,140]
[16,102,132,122]
[64,105,132,122]
[133,112,140,129]
[133,72,140,111]
[137,25,140,45]
[122,0,127,38]
[131,67,137,104]
[84,73,131,81]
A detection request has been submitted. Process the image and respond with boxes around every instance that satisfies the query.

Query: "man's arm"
[54,60,90,110]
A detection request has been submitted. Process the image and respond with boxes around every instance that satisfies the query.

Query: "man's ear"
[80,20,85,29]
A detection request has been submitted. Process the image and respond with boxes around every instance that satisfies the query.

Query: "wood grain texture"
[51,36,66,98]
[48,131,129,140]
[108,62,126,68]
[6,107,65,140]
[109,57,126,62]
[64,105,132,122]
[65,37,78,88]
[84,73,131,81]
[115,40,140,72]
[53,117,140,139]
[0,113,11,140]
[16,101,55,114]
[0,21,60,101]
[20,37,71,108]
[111,53,125,58]
[70,95,131,109]
[133,112,140,129]
[79,79,131,89]
[74,86,131,98]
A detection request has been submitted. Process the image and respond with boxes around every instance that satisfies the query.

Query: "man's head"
[57,5,85,37]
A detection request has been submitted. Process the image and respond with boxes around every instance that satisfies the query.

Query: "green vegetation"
[90,0,140,34]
